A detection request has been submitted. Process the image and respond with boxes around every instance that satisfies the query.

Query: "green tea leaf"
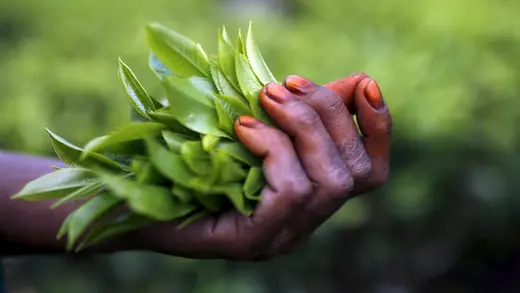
[51,181,104,209]
[76,212,151,251]
[12,168,98,201]
[216,142,261,167]
[57,216,71,240]
[118,58,156,119]
[211,183,252,216]
[214,99,234,135]
[210,62,243,101]
[235,53,269,122]
[236,29,245,54]
[46,129,122,170]
[214,93,254,135]
[162,130,189,153]
[163,76,228,138]
[131,158,168,185]
[201,134,221,151]
[146,23,210,77]
[235,53,262,104]
[180,141,212,176]
[66,192,122,250]
[149,51,173,79]
[171,185,193,203]
[146,139,198,188]
[165,75,216,108]
[192,191,222,212]
[81,122,167,156]
[181,141,212,176]
[149,108,199,137]
[212,151,247,184]
[218,26,241,92]
[243,167,265,200]
[176,209,210,229]
[245,22,277,85]
[96,170,198,221]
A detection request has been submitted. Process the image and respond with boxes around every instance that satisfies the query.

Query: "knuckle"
[292,105,322,131]
[351,159,372,181]
[279,177,313,205]
[324,170,354,198]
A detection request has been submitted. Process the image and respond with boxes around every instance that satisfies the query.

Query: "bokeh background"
[1,0,520,292]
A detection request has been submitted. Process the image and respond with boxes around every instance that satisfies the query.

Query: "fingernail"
[265,83,297,104]
[237,116,264,128]
[365,80,385,110]
[283,75,315,95]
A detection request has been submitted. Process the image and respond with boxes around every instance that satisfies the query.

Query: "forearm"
[0,151,141,256]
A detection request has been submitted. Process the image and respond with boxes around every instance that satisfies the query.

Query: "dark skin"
[0,73,392,260]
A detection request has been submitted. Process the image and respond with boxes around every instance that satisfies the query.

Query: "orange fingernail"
[237,116,264,128]
[365,80,385,110]
[265,83,296,104]
[283,75,315,95]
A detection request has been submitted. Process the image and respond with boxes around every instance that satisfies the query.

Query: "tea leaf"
[66,192,122,250]
[149,108,199,137]
[162,130,189,153]
[46,129,122,170]
[214,93,254,135]
[214,99,234,135]
[81,122,167,156]
[192,191,222,212]
[12,168,98,201]
[149,51,173,79]
[131,159,168,185]
[212,151,247,184]
[211,183,252,216]
[164,76,228,138]
[245,22,277,85]
[96,170,198,221]
[216,142,261,167]
[210,62,243,101]
[165,75,216,108]
[243,167,264,200]
[180,141,212,176]
[51,181,104,209]
[146,139,198,188]
[146,23,210,77]
[235,53,262,104]
[176,209,210,229]
[76,212,151,251]
[236,29,245,54]
[118,58,156,119]
[171,185,193,203]
[202,134,221,151]
[218,26,241,92]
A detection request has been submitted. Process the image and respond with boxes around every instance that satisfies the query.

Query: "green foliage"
[12,22,277,251]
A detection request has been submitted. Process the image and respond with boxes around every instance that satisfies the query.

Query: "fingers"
[284,75,371,182]
[259,83,353,198]
[218,116,313,258]
[353,78,392,188]
[323,73,369,113]
[141,117,312,260]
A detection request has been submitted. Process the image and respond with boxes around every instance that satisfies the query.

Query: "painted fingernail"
[365,80,385,110]
[283,75,315,95]
[265,83,297,104]
[237,116,264,128]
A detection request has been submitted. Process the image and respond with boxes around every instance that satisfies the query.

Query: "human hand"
[136,73,392,261]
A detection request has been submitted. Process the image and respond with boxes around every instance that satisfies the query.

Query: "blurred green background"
[1,0,520,292]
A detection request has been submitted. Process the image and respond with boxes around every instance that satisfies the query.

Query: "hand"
[137,73,392,260]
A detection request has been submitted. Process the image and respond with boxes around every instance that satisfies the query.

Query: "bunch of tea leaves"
[12,22,277,251]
